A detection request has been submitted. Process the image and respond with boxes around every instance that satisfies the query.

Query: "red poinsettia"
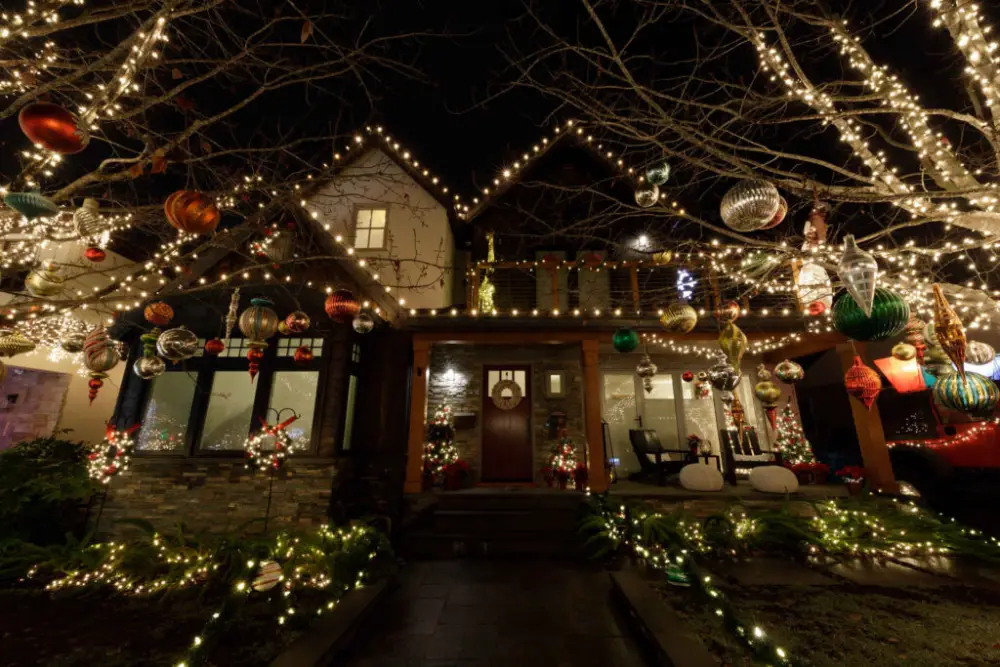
[836,465,865,481]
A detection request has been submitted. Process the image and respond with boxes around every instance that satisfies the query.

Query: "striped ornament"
[832,287,910,341]
[933,372,999,419]
[238,297,279,344]
[844,356,881,410]
[251,560,283,592]
[82,327,119,374]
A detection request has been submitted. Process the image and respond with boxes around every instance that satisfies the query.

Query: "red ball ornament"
[144,301,174,327]
[285,310,310,333]
[293,345,314,366]
[84,246,106,263]
[324,289,361,323]
[164,190,220,235]
[204,338,225,356]
[807,300,827,316]
[246,345,266,382]
[18,103,89,154]
[682,371,694,383]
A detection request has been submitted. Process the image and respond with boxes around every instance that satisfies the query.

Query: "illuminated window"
[136,372,196,452]
[199,371,257,450]
[354,208,387,249]
[545,370,566,398]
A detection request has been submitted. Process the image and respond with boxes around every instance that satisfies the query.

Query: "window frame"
[352,205,389,251]
[338,341,363,454]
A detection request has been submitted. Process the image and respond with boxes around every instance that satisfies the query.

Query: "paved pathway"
[341,560,650,667]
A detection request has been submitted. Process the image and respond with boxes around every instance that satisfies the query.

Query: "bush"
[0,436,98,544]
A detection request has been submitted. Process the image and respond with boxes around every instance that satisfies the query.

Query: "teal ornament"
[612,327,639,353]
[832,287,909,341]
[933,371,999,418]
[645,162,671,187]
[4,191,59,219]
[920,368,938,389]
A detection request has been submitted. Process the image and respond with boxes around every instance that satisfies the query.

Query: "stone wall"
[0,366,70,450]
[101,459,336,536]
[426,344,586,484]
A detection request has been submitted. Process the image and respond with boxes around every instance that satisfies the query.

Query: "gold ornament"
[718,322,747,368]
[479,230,498,313]
[25,263,64,297]
[659,303,698,333]
[892,343,917,361]
[652,250,672,265]
[0,329,36,357]
[931,283,967,380]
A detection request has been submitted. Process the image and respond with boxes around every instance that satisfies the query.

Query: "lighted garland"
[244,415,303,472]
[87,423,139,484]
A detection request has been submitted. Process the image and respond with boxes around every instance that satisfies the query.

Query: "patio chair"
[628,429,691,485]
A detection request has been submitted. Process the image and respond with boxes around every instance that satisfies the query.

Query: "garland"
[87,423,140,484]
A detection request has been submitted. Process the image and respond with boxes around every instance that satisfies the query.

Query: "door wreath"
[491,378,523,410]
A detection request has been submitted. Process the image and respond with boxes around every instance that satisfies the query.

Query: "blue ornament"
[4,191,59,219]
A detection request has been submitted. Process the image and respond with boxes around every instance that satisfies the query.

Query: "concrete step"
[433,492,587,513]
[432,509,580,536]
[403,531,582,559]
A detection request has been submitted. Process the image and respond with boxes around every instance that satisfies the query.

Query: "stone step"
[403,531,582,560]
[432,509,580,535]
[433,492,587,513]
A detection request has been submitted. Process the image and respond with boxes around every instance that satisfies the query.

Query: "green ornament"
[832,287,909,341]
[645,162,671,186]
[933,371,999,418]
[612,327,639,353]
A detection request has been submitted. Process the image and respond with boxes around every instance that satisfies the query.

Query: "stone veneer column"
[581,339,608,492]
[403,339,431,493]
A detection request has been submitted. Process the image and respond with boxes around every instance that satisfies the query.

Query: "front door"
[481,366,532,482]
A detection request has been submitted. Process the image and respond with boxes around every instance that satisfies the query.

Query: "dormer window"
[354,207,388,249]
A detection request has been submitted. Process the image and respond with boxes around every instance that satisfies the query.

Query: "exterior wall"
[307,148,455,310]
[426,344,586,484]
[0,365,71,450]
[102,459,336,535]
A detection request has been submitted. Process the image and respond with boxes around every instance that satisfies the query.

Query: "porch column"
[836,342,897,493]
[581,339,609,492]
[403,339,431,493]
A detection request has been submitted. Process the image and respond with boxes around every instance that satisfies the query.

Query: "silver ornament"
[73,198,105,238]
[352,311,375,334]
[720,179,780,232]
[634,183,659,208]
[967,340,996,365]
[156,326,198,362]
[61,333,86,353]
[636,353,658,393]
[838,235,879,317]
[133,355,166,380]
[707,351,741,393]
[645,162,671,186]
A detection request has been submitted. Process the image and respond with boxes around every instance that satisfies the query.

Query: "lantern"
[892,343,916,361]
[636,354,657,393]
[74,198,105,238]
[4,191,59,220]
[284,310,310,334]
[0,329,36,357]
[844,356,881,410]
[24,264,64,298]
[719,179,780,232]
[760,196,788,230]
[931,283,967,380]
[18,102,89,154]
[718,322,747,368]
[144,302,174,327]
[84,246,106,263]
[659,303,698,333]
[838,235,879,317]
[325,289,361,323]
[612,327,639,353]
[968,340,996,366]
[293,345,314,366]
[634,183,659,208]
[156,326,199,363]
[61,333,86,354]
[83,327,119,405]
[645,162,671,186]
[682,371,694,383]
[204,338,225,356]
[796,261,832,314]
[239,297,279,344]
[714,301,740,324]
[164,190,221,235]
[247,345,266,382]
[832,288,909,341]
[934,371,999,419]
[774,359,804,385]
[352,311,375,334]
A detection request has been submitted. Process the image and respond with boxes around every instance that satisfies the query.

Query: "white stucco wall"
[307,148,455,310]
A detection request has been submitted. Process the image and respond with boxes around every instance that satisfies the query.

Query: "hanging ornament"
[760,196,788,230]
[204,338,225,356]
[133,354,166,380]
[931,283,967,381]
[224,288,241,344]
[714,300,741,324]
[892,343,917,361]
[645,162,671,186]
[74,198,105,238]
[156,326,198,363]
[933,371,999,418]
[832,287,909,341]
[113,339,129,362]
[694,380,711,399]
[968,340,996,366]
[83,326,119,405]
[612,327,639,353]
[87,424,139,485]
[277,320,291,336]
[838,235,879,317]
[844,356,882,410]
[478,276,496,312]
[144,301,174,327]
[652,250,672,265]
[353,311,375,334]
[61,333,86,354]
[4,191,59,220]
[718,322,747,368]
[247,345,266,382]
[903,315,927,364]
[325,289,361,322]
[252,561,284,592]
[293,345,314,366]
[24,263,64,298]
[84,246,106,263]
[682,371,694,383]
[284,311,310,334]
[696,371,709,382]
[802,202,829,249]
[730,394,747,438]
[774,359,804,385]
[754,364,782,430]
[18,102,89,154]
[659,303,698,333]
[239,297,280,343]
[635,353,657,393]
[0,329,36,357]
[634,183,660,208]
[796,261,832,314]
[707,350,741,393]
[720,179,780,232]
[164,190,220,235]
[923,344,954,377]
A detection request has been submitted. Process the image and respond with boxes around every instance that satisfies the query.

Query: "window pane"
[549,372,562,395]
[682,379,720,456]
[368,229,384,248]
[356,208,372,229]
[200,371,258,450]
[269,371,318,452]
[601,373,638,474]
[355,228,371,249]
[642,374,680,452]
[370,209,387,228]
[343,374,358,451]
[136,372,196,452]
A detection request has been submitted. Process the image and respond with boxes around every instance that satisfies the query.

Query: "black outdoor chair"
[628,429,693,485]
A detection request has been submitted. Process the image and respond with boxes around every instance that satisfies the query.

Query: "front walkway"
[341,561,650,667]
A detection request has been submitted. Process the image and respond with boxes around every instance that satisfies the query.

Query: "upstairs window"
[354,207,387,249]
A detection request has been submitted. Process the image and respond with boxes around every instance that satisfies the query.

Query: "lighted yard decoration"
[244,413,302,472]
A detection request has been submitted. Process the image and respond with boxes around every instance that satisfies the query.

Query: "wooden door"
[481,365,533,482]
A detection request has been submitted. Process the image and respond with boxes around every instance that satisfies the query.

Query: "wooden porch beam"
[581,339,608,492]
[762,332,846,363]
[414,329,811,345]
[403,340,432,494]
[836,342,897,493]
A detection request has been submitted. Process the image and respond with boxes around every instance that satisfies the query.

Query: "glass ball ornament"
[774,359,804,384]
[760,196,787,230]
[719,179,780,232]
[293,345,314,366]
[635,354,657,393]
[892,343,917,361]
[18,102,89,154]
[707,351,741,392]
[164,190,220,235]
[204,338,225,356]
[715,301,741,324]
[718,322,747,368]
[838,234,879,318]
[74,198,105,238]
[934,371,999,418]
[84,246,106,263]
[682,371,694,383]
[277,320,291,336]
[285,310,310,334]
[352,311,375,334]
[612,327,639,353]
[25,264,64,297]
[133,355,166,380]
[156,327,199,362]
[239,297,279,343]
[967,340,996,366]
[634,183,660,208]
[4,191,59,220]
[61,333,86,354]
[832,288,909,341]
[144,301,174,327]
[659,303,698,334]
[325,289,361,323]
[645,162,671,186]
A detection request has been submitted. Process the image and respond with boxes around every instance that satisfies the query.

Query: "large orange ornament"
[144,301,174,327]
[164,190,220,235]
[845,356,882,410]
[325,289,361,323]
[18,103,89,154]
[931,283,967,381]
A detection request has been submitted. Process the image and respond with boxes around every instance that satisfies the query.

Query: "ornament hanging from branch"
[83,326,120,405]
[645,162,671,186]
[204,338,225,356]
[224,288,241,344]
[293,345,313,366]
[0,329,37,358]
[832,288,909,341]
[660,302,698,333]
[844,356,881,410]
[4,191,59,220]
[18,102,89,154]
[714,300,740,325]
[143,301,174,327]
[284,311,310,334]
[612,327,639,353]
[903,316,927,364]
[931,283,967,381]
[754,364,782,430]
[325,289,361,322]
[795,261,832,315]
[933,371,998,418]
[967,340,996,366]
[718,322,747,368]
[239,297,279,382]
[133,330,166,380]
[156,326,198,363]
[634,183,659,208]
[774,359,804,385]
[24,262,64,298]
[838,235,879,317]
[74,198,106,238]
[164,190,220,235]
[719,179,780,232]
[353,311,375,334]
[635,353,657,393]
[760,196,787,230]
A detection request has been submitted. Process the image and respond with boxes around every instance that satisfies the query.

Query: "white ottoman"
[679,463,724,492]
[749,465,800,494]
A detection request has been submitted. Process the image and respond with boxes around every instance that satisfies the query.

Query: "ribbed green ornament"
[933,372,999,418]
[612,327,639,353]
[832,287,909,341]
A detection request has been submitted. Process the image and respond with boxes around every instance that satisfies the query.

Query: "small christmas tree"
[774,400,815,464]
[423,405,459,477]
[548,436,579,486]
